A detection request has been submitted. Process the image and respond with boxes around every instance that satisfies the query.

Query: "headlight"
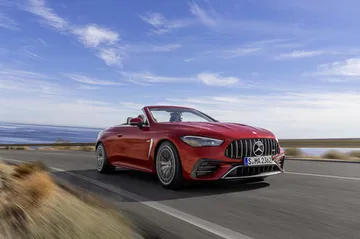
[180,136,224,147]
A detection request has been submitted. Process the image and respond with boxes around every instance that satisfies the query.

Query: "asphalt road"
[1,150,360,239]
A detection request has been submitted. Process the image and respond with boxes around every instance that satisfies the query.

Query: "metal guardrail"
[278,138,360,148]
[0,138,359,148]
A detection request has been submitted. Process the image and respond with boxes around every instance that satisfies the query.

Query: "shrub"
[12,161,48,179]
[0,162,140,239]
[284,148,303,157]
[321,150,349,160]
[4,146,31,150]
[348,150,360,159]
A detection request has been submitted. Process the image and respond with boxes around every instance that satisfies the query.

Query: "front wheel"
[155,141,184,189]
[96,143,116,174]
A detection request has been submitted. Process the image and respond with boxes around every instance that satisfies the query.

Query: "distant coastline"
[0,121,104,131]
[0,122,101,144]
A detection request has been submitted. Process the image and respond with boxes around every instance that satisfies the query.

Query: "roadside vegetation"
[285,148,360,161]
[0,161,142,239]
[0,138,96,152]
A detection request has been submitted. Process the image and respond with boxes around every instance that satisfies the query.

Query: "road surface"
[1,150,360,239]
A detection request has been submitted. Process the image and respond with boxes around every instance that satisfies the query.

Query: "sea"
[0,122,102,144]
[0,122,354,156]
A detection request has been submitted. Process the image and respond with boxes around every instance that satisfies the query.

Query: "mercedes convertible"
[95,105,285,189]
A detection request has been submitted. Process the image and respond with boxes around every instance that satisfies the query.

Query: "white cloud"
[120,71,242,87]
[120,71,188,83]
[37,38,48,46]
[316,58,360,77]
[319,77,356,83]
[164,92,360,138]
[72,24,119,48]
[275,50,324,60]
[22,0,183,67]
[220,47,261,59]
[0,68,49,79]
[0,96,140,128]
[76,99,109,105]
[96,48,123,66]
[189,2,310,35]
[23,0,124,66]
[0,12,18,30]
[151,44,182,52]
[139,12,191,35]
[188,2,307,35]
[0,68,60,94]
[119,102,145,110]
[196,72,240,86]
[78,85,100,90]
[186,39,298,62]
[189,2,217,27]
[65,73,123,85]
[23,48,42,59]
[124,43,182,53]
[26,0,68,30]
[0,79,59,94]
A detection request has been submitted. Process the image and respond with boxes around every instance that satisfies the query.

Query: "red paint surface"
[97,106,284,180]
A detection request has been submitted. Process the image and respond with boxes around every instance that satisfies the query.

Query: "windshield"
[149,108,216,123]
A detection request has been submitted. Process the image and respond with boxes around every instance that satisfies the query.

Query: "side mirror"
[129,117,143,129]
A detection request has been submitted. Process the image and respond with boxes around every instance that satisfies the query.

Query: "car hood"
[161,122,276,139]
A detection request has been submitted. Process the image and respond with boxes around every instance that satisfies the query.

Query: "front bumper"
[176,138,286,181]
[189,155,285,180]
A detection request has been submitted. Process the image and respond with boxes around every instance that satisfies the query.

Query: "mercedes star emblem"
[253,141,264,156]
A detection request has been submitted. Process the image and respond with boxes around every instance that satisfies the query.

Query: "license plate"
[244,155,274,166]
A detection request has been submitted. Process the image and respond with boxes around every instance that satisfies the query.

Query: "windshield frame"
[148,107,218,123]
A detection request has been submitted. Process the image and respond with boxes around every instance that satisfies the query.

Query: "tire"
[155,141,184,189]
[96,143,116,174]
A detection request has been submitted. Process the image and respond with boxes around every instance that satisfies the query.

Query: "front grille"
[225,138,280,159]
[224,164,281,178]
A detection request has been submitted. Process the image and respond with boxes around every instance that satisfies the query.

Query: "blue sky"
[1,0,360,138]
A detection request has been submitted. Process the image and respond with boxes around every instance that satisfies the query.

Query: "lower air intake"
[196,162,220,177]
[223,164,281,179]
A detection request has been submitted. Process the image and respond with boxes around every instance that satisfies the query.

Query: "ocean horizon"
[0,122,102,144]
[0,122,356,156]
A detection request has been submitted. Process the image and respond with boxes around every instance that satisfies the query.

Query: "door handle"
[117,134,123,137]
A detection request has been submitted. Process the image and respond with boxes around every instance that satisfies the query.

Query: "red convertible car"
[95,105,285,189]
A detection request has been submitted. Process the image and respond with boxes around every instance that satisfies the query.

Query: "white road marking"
[0,157,252,239]
[287,171,360,181]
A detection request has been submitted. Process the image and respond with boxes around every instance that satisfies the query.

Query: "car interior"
[123,115,149,125]
[123,111,184,125]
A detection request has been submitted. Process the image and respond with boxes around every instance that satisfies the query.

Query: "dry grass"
[321,150,350,160]
[0,161,141,239]
[284,148,303,157]
[348,150,360,159]
[0,146,32,151]
[38,145,96,152]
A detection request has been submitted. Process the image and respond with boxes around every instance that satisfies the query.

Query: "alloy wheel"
[96,145,105,171]
[156,145,176,185]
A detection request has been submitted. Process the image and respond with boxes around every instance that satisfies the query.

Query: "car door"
[107,125,131,165]
[121,125,153,172]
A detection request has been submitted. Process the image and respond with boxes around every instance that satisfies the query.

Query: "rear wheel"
[155,141,184,189]
[96,143,116,174]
